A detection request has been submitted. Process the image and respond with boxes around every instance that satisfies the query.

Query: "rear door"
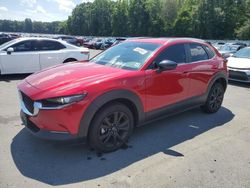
[0,40,40,74]
[185,43,218,98]
[36,40,66,69]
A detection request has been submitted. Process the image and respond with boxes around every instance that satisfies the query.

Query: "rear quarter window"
[189,43,209,62]
[203,45,215,59]
[38,40,66,51]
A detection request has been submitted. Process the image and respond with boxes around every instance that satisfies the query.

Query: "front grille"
[21,92,34,114]
[229,70,249,81]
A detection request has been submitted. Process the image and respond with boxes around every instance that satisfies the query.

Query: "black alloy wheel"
[201,82,225,113]
[89,103,134,152]
[99,112,130,148]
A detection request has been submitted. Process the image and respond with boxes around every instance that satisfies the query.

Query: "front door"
[0,40,39,74]
[145,44,190,113]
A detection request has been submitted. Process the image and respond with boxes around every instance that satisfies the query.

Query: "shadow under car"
[11,107,234,185]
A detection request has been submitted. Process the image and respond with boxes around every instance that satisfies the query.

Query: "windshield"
[90,42,161,70]
[233,48,250,58]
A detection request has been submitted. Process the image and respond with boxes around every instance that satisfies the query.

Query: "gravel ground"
[0,50,250,188]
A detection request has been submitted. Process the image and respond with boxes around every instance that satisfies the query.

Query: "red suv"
[18,38,228,152]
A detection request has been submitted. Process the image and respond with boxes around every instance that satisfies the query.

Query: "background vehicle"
[18,38,227,152]
[111,37,127,47]
[100,38,115,50]
[0,33,18,45]
[83,38,98,49]
[218,44,244,58]
[227,47,250,82]
[54,36,84,46]
[0,37,89,75]
[232,42,247,47]
[212,42,226,50]
[93,38,105,49]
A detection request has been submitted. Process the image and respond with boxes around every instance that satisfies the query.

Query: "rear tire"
[89,102,134,152]
[201,82,225,113]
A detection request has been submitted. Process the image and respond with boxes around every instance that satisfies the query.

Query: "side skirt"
[138,94,207,127]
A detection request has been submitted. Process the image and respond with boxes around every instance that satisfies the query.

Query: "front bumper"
[20,110,84,141]
[228,68,250,83]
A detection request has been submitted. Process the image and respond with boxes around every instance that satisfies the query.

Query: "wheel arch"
[63,58,78,63]
[78,89,145,138]
[206,72,228,98]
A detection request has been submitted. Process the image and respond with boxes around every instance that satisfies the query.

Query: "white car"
[0,37,89,75]
[227,47,250,83]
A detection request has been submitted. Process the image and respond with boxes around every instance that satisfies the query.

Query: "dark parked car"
[111,38,127,47]
[54,36,83,46]
[83,38,99,49]
[18,38,228,152]
[93,38,105,49]
[0,33,16,45]
[100,38,115,50]
[232,42,247,47]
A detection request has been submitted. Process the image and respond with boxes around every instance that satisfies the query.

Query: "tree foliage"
[0,19,66,34]
[1,0,250,39]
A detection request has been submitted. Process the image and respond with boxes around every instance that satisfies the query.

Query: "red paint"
[17,38,227,136]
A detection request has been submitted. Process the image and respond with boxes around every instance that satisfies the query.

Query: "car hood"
[25,62,129,92]
[227,57,250,69]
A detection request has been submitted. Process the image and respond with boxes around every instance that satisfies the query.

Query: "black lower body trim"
[143,94,207,124]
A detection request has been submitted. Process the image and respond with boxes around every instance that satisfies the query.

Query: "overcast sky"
[0,0,94,22]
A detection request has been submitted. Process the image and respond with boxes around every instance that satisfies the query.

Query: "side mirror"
[157,60,177,73]
[7,47,14,55]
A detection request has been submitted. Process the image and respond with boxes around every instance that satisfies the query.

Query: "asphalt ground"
[0,50,250,188]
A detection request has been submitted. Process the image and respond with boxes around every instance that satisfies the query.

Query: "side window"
[203,45,215,59]
[155,44,186,65]
[189,43,208,62]
[9,41,34,52]
[38,40,65,51]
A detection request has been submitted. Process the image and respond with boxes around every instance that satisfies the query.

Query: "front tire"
[89,103,134,152]
[201,82,225,113]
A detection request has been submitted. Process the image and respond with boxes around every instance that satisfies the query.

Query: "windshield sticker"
[133,47,148,55]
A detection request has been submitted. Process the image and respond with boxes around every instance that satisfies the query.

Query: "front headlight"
[46,94,86,104]
[39,93,87,109]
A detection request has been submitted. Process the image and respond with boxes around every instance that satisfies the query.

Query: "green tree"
[112,0,129,36]
[128,0,150,36]
[24,18,33,33]
[236,0,250,39]
[145,0,165,36]
[173,0,199,37]
[1,0,250,39]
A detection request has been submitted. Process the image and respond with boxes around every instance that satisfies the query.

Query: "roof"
[127,37,206,45]
[13,37,62,42]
